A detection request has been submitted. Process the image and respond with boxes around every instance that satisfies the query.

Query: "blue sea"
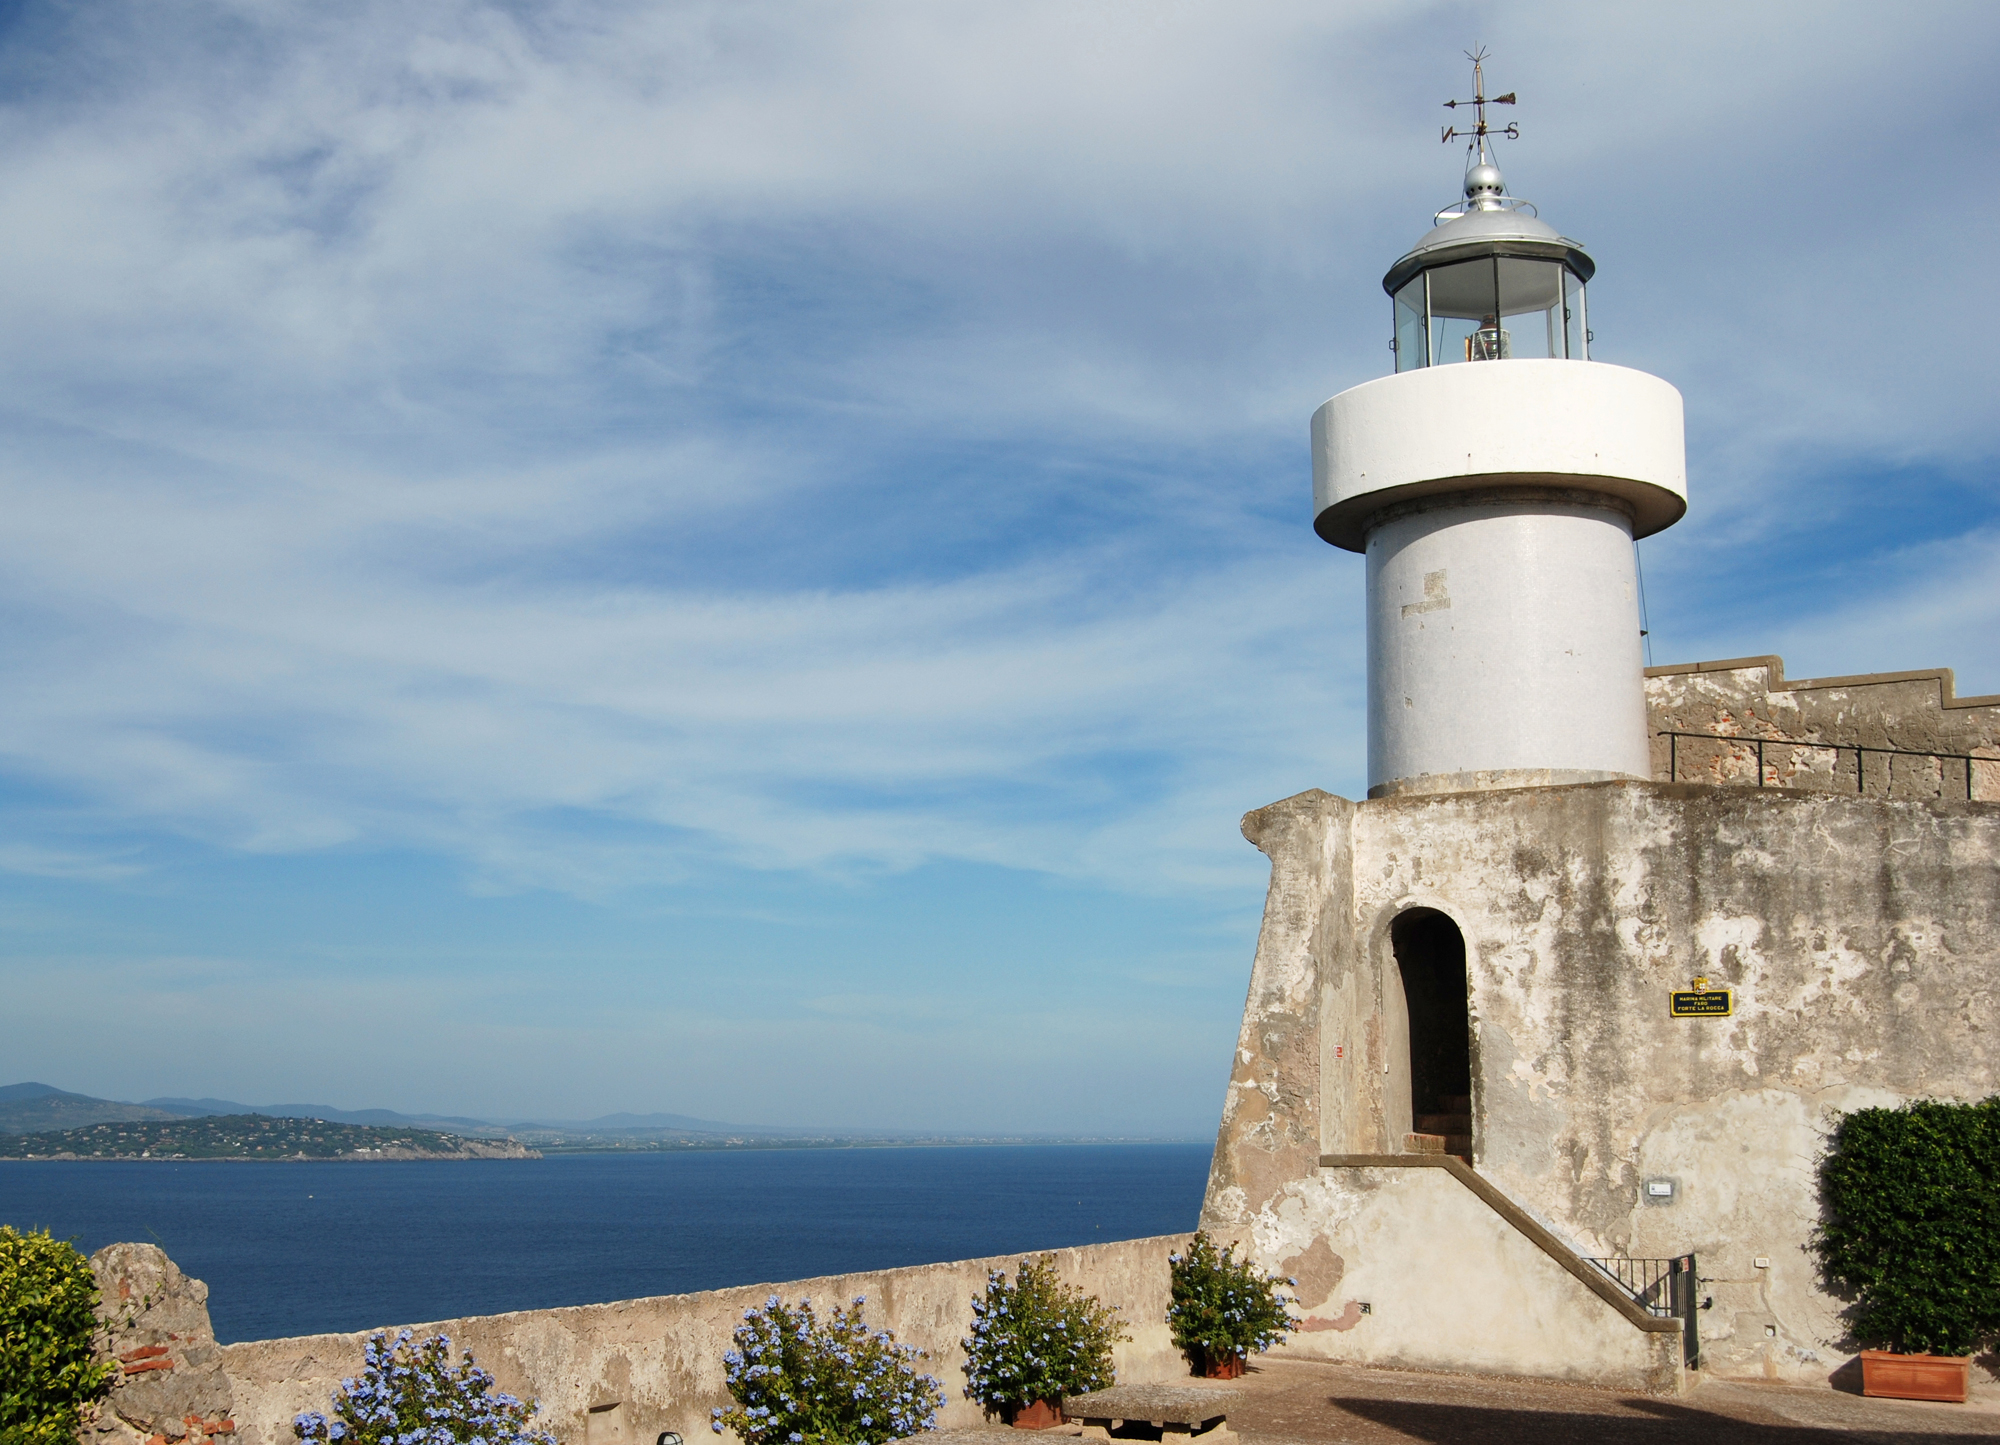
[0,1143,1211,1344]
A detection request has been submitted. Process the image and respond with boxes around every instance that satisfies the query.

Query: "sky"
[0,0,1995,1136]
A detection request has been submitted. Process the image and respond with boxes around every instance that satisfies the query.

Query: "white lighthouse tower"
[1313,60,1687,798]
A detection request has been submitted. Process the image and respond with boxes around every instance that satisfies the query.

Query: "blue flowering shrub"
[710,1295,940,1445]
[1165,1233,1298,1374]
[960,1257,1126,1418]
[293,1330,555,1445]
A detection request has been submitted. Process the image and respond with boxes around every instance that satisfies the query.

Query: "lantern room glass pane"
[1393,276,1427,371]
[1424,258,1498,320]
[1404,256,1585,366]
[1425,257,1503,363]
[1434,311,1506,362]
[1496,258,1564,360]
[1564,268,1587,360]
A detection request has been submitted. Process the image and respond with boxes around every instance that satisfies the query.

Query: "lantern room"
[1386,161,1593,372]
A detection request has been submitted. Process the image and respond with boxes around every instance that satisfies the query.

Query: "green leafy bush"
[0,1226,116,1445]
[1165,1233,1298,1373]
[292,1330,555,1445]
[710,1295,940,1445]
[1816,1096,2000,1356]
[960,1257,1127,1416]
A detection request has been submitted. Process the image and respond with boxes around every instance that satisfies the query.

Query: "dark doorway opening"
[1391,908,1472,1160]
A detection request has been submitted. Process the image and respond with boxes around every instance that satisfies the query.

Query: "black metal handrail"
[1660,731,1995,801]
[1585,1254,1701,1368]
[1584,1255,1678,1316]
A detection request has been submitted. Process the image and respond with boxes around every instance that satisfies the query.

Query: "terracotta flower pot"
[1195,1351,1245,1380]
[1860,1349,1971,1403]
[1006,1399,1064,1430]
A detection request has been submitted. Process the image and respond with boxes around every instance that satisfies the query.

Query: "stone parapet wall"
[218,1236,1193,1445]
[1646,655,2000,799]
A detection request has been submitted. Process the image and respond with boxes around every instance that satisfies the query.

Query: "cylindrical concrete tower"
[1312,150,1686,799]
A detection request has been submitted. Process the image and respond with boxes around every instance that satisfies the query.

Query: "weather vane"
[1440,48,1517,163]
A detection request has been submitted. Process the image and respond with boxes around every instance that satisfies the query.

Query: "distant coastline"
[0,1131,1194,1160]
[0,1081,1200,1157]
[0,1114,538,1162]
[526,1134,1192,1154]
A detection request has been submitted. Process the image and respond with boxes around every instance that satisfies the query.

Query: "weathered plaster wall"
[1206,790,1354,1231]
[1264,1164,1681,1393]
[1646,655,2000,799]
[219,1237,1190,1445]
[1202,779,2000,1387]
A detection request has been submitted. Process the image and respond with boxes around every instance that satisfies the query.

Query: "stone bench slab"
[1061,1384,1238,1444]
[1060,1385,1239,1426]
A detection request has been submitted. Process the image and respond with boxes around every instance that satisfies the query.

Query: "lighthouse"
[1192,57,2000,1399]
[1312,61,1687,798]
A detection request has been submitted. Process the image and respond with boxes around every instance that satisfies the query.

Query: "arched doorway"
[1389,908,1472,1161]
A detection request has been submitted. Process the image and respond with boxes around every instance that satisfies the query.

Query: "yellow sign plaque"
[1670,989,1733,1018]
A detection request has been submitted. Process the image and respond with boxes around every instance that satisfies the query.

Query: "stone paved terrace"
[1101,1358,2000,1444]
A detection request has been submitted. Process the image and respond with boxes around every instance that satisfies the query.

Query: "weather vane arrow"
[1441,47,1518,156]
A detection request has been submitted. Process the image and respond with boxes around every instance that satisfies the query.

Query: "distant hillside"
[0,1082,759,1140]
[570,1110,752,1132]
[0,1114,539,1161]
[143,1096,505,1132]
[0,1083,1188,1150]
[0,1083,182,1134]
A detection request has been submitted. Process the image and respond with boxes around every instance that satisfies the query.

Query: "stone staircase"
[1404,1094,1472,1162]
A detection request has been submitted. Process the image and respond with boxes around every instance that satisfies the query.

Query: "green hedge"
[0,1227,115,1445]
[1816,1097,2000,1355]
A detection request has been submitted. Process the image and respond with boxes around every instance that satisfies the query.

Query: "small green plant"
[1165,1232,1298,1373]
[0,1226,116,1445]
[292,1330,555,1445]
[960,1256,1127,1416]
[1816,1096,2000,1356]
[710,1295,940,1445]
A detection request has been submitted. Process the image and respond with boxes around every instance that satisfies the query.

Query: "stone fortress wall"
[1646,655,2000,800]
[1200,746,1999,1389]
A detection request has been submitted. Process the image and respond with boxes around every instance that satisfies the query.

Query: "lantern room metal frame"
[1387,235,1593,372]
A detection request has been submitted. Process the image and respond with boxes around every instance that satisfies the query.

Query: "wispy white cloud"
[0,843,148,882]
[0,424,1356,888]
[0,0,1976,896]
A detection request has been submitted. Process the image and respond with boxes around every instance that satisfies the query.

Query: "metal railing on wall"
[1659,731,1994,801]
[1586,1254,1701,1368]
